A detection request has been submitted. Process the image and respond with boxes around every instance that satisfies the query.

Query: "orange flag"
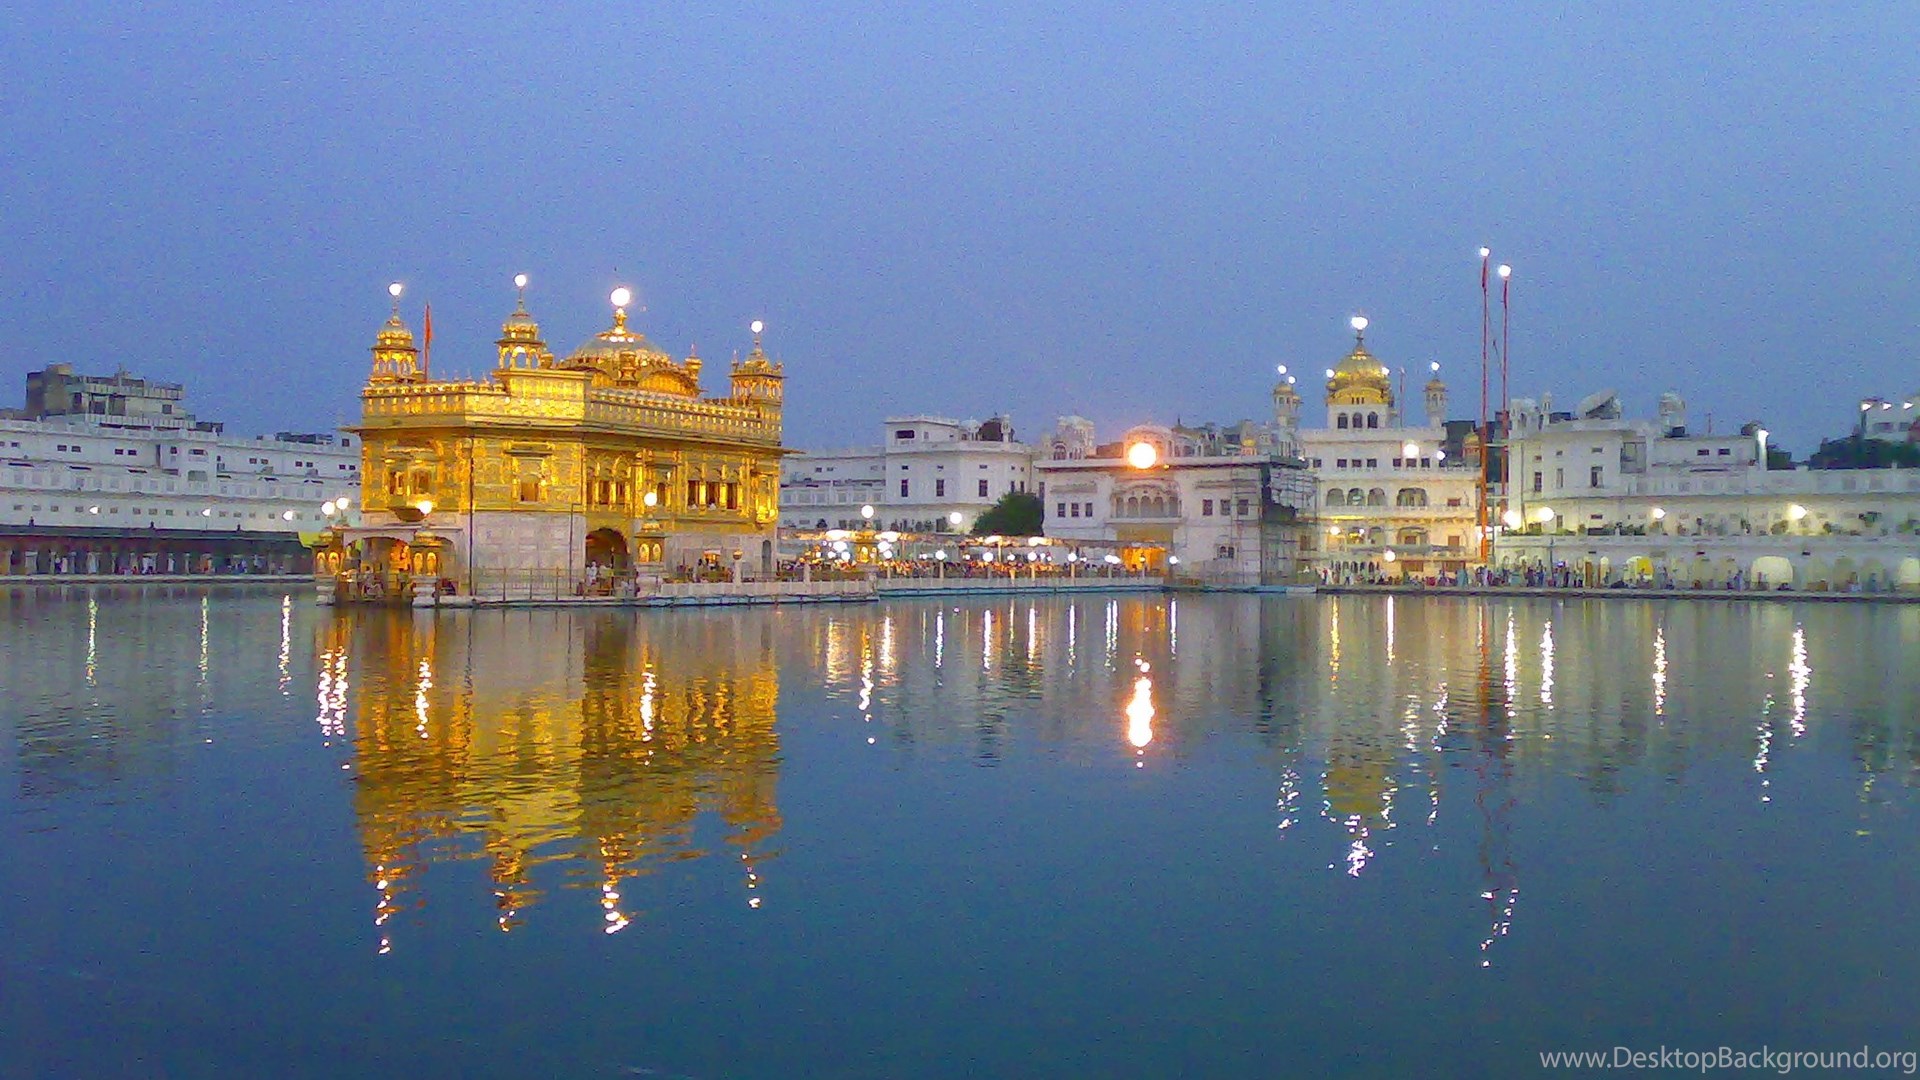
[422,302,433,377]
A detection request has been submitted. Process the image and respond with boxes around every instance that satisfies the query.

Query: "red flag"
[421,302,433,377]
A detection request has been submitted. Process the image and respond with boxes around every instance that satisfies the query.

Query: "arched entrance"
[1751,555,1794,590]
[585,528,630,593]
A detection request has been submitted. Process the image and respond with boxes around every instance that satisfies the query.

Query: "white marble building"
[1035,417,1313,582]
[1,365,359,538]
[780,415,1034,533]
[1282,318,1483,581]
[1495,390,1920,590]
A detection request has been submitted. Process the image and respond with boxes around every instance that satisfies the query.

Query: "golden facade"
[326,284,788,597]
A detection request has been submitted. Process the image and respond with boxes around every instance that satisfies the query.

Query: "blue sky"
[3,2,1915,453]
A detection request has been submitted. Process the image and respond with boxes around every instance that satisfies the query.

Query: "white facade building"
[1283,318,1483,581]
[0,365,359,575]
[781,415,1034,533]
[1035,418,1313,582]
[1495,390,1920,590]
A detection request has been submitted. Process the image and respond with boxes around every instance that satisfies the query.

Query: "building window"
[978,479,988,497]
[1070,504,1080,518]
[936,479,946,497]
[1554,467,1564,487]
[1337,415,1349,430]
[1366,459,1378,469]
[1057,502,1067,517]
[1083,502,1093,517]
[1717,448,1731,456]
[1590,466,1603,488]
[1202,499,1213,516]
[1366,414,1379,429]
[1237,498,1250,515]
[900,479,910,498]
[1532,472,1542,493]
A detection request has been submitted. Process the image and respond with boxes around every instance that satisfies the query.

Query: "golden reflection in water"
[1653,627,1668,718]
[323,611,782,947]
[1789,624,1810,737]
[1327,601,1340,684]
[1125,659,1154,766]
[1755,692,1774,803]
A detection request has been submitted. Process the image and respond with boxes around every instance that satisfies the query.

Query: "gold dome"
[496,295,547,369]
[565,307,702,397]
[369,312,422,383]
[1325,323,1393,407]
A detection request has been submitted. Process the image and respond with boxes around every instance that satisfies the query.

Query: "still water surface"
[2,587,1918,1078]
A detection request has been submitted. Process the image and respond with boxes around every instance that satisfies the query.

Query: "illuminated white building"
[1286,317,1483,581]
[0,365,359,574]
[1495,390,1920,590]
[780,414,1034,533]
[1035,417,1313,582]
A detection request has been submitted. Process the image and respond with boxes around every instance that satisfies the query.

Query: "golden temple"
[319,280,788,601]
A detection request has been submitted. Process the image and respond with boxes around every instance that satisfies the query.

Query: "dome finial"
[1350,314,1368,346]
[609,286,633,333]
[388,281,404,315]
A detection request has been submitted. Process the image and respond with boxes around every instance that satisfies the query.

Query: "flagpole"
[422,302,433,379]
[1478,246,1490,566]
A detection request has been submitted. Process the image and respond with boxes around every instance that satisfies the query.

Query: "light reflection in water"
[1789,625,1810,736]
[1654,627,1668,717]
[277,594,292,695]
[1539,621,1555,708]
[1125,659,1154,766]
[85,596,98,688]
[11,591,1885,969]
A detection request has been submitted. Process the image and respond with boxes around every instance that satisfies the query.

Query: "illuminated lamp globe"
[1478,246,1491,259]
[1435,449,1446,461]
[934,549,948,560]
[1325,368,1336,379]
[1277,364,1288,375]
[751,319,764,335]
[388,281,403,298]
[322,500,337,515]
[948,511,963,527]
[1650,506,1667,521]
[1126,442,1158,469]
[1431,361,1441,372]
[1502,508,1524,529]
[416,499,435,517]
[1168,555,1181,565]
[642,491,658,508]
[1498,264,1512,279]
[1104,554,1121,565]
[1403,441,1419,458]
[514,273,528,289]
[610,287,632,310]
[860,504,875,521]
[1383,549,1397,563]
[1787,504,1809,522]
[1350,315,1368,333]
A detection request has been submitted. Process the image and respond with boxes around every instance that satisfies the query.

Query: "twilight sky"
[3,3,1916,455]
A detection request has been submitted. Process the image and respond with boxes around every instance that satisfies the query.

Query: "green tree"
[971,491,1044,536]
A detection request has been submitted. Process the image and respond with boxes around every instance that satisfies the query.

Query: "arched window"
[1325,488,1345,507]
[1366,413,1379,429]
[1348,488,1365,505]
[1396,488,1429,508]
[1337,414,1349,430]
[1367,488,1386,506]
[1124,496,1139,517]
